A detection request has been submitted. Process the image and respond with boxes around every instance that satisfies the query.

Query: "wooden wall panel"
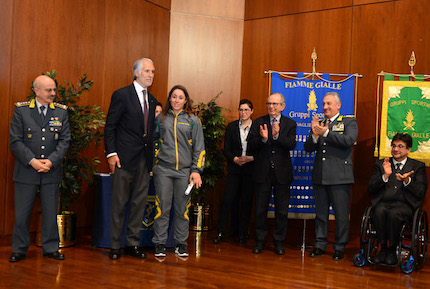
[3,0,107,235]
[0,0,13,237]
[242,0,430,234]
[103,0,170,109]
[168,12,244,121]
[148,0,171,10]
[245,0,352,20]
[172,0,245,19]
[353,0,393,5]
[350,0,430,231]
[1,0,171,236]
[242,8,353,119]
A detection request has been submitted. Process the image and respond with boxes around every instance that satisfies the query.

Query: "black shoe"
[125,246,146,259]
[213,233,224,244]
[43,251,65,260]
[154,244,166,257]
[274,244,285,255]
[238,234,249,244]
[9,253,25,262]
[309,248,325,257]
[175,244,189,257]
[384,250,398,265]
[252,244,264,254]
[109,249,120,260]
[333,250,344,261]
[370,249,387,264]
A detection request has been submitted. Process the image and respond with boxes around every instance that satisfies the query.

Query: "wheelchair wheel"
[353,253,366,267]
[401,259,414,274]
[360,206,378,259]
[412,209,428,267]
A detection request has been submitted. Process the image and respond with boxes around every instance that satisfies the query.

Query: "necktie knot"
[395,163,402,173]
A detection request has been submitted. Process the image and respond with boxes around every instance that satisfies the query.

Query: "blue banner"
[269,72,356,216]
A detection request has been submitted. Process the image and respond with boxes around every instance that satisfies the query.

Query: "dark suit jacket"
[304,115,358,185]
[104,84,157,171]
[369,157,427,210]
[223,120,254,175]
[10,99,70,184]
[247,114,297,184]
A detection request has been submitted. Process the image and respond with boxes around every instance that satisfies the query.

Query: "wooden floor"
[1,231,430,289]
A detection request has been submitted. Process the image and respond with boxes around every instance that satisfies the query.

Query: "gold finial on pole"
[311,48,317,75]
[409,51,416,78]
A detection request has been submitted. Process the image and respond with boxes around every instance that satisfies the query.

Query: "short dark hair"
[239,99,253,110]
[392,133,413,148]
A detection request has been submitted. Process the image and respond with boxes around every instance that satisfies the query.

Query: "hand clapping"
[311,117,329,137]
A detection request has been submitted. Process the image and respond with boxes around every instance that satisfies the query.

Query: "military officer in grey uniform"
[304,91,358,261]
[9,75,70,262]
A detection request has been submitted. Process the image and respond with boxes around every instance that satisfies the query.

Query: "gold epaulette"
[53,102,68,110]
[15,101,31,107]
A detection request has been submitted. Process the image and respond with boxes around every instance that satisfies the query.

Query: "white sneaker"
[154,244,166,257]
[175,244,189,257]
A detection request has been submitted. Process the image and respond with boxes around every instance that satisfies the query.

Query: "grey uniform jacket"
[154,110,205,173]
[304,115,358,185]
[10,99,70,184]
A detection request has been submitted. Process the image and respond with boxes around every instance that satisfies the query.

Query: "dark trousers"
[372,201,414,247]
[314,184,351,252]
[12,182,59,254]
[255,169,291,245]
[110,157,150,249]
[217,172,254,237]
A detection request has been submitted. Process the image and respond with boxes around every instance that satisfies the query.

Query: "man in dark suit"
[213,99,255,245]
[9,75,70,262]
[104,58,157,260]
[247,93,297,255]
[304,91,358,261]
[369,133,427,265]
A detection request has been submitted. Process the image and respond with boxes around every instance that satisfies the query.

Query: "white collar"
[329,113,340,122]
[133,80,146,94]
[393,157,407,167]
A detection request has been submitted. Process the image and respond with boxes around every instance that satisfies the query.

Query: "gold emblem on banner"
[403,109,416,130]
[307,90,318,111]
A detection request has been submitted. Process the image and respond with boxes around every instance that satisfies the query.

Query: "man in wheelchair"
[368,133,428,265]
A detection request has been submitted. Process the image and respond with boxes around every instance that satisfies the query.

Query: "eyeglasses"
[391,144,406,149]
[239,109,251,112]
[37,88,58,93]
[266,102,282,107]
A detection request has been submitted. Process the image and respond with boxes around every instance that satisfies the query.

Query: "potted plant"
[32,70,105,247]
[190,92,228,231]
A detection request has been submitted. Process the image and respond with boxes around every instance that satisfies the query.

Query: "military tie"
[40,105,46,122]
[142,90,148,134]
